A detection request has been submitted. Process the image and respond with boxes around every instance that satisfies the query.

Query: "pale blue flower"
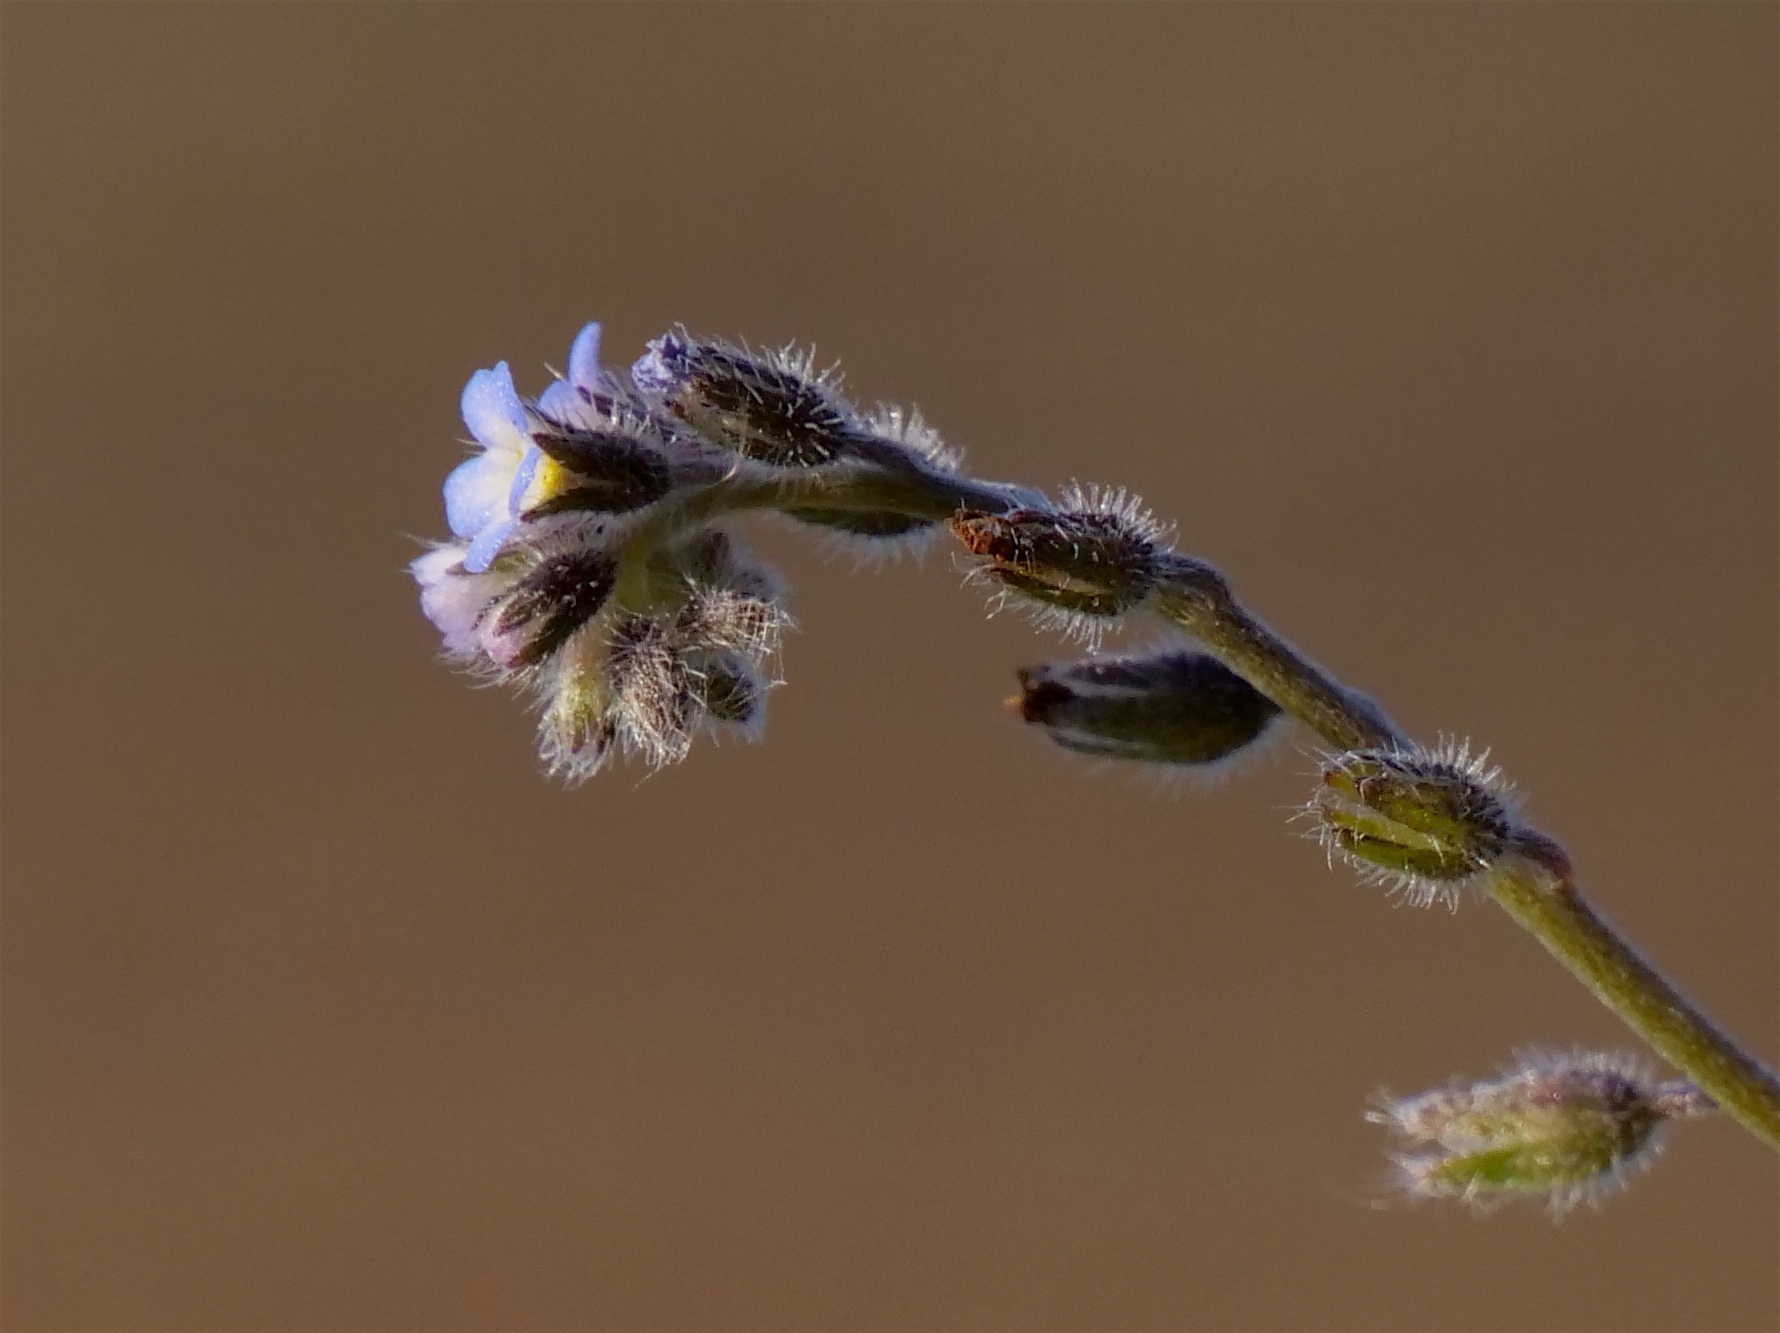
[442,323,610,573]
[444,362,532,572]
[410,543,516,659]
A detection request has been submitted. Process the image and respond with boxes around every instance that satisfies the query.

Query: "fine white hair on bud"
[631,328,862,469]
[1055,482,1172,545]
[517,417,679,521]
[689,650,773,742]
[1306,737,1518,909]
[864,403,962,474]
[1369,1049,1710,1217]
[676,583,790,659]
[477,546,621,670]
[1014,646,1284,775]
[672,527,793,627]
[523,552,789,782]
[520,526,789,774]
[605,613,699,768]
[950,483,1172,647]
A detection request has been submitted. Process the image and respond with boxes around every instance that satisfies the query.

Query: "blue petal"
[460,362,528,453]
[444,452,514,539]
[462,517,516,574]
[536,379,591,429]
[507,445,544,512]
[567,322,602,391]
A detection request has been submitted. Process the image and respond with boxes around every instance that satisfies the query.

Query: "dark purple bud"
[522,421,675,518]
[1015,650,1282,767]
[480,549,618,668]
[695,653,767,731]
[633,330,857,468]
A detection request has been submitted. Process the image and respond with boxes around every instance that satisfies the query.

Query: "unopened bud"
[665,528,791,623]
[632,330,857,468]
[694,653,769,736]
[520,419,677,519]
[479,548,619,669]
[606,614,698,767]
[1015,650,1282,769]
[951,485,1169,641]
[538,640,619,785]
[1371,1050,1706,1216]
[675,584,790,658]
[1311,741,1514,908]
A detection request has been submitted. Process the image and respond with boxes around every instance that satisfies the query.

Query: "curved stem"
[1152,557,1403,753]
[699,459,1780,1154]
[619,462,1029,559]
[1150,561,1780,1150]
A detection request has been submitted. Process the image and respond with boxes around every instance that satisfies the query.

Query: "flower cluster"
[414,322,972,779]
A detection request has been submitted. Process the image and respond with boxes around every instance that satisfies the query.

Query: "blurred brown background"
[3,3,1775,1329]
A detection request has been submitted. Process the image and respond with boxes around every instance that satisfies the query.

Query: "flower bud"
[693,653,769,736]
[951,485,1170,643]
[537,640,619,784]
[675,583,790,658]
[1310,741,1514,908]
[605,614,698,767]
[1370,1050,1705,1216]
[596,533,790,768]
[411,544,518,661]
[665,526,790,613]
[632,330,857,468]
[519,419,677,519]
[479,548,619,670]
[1014,649,1282,769]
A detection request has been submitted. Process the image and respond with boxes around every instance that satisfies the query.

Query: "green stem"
[1147,559,1780,1150]
[627,462,1029,552]
[677,459,1780,1154]
[1152,557,1402,753]
[1149,560,1780,1151]
[1489,836,1780,1149]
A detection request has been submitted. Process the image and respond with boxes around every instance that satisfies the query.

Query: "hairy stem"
[628,462,1030,551]
[1489,836,1780,1149]
[1152,557,1401,752]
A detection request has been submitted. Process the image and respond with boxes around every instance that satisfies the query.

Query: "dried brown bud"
[951,485,1170,641]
